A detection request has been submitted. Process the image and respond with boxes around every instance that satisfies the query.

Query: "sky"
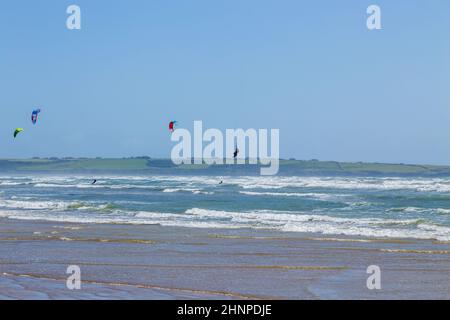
[0,0,449,164]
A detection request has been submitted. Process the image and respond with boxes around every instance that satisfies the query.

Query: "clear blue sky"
[0,0,449,164]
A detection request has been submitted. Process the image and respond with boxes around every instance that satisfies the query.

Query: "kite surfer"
[233,146,239,159]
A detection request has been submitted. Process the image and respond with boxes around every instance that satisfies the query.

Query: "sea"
[2,174,450,241]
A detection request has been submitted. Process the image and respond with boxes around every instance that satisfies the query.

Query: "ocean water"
[2,174,450,241]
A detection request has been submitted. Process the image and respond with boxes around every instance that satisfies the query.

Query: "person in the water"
[92,179,97,185]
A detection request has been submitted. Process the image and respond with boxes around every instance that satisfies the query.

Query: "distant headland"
[1,157,450,176]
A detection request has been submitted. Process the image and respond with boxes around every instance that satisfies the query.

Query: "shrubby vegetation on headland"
[1,158,450,177]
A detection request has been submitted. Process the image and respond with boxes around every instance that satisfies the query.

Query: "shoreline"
[1,217,450,299]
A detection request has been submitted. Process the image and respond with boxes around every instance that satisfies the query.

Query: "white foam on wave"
[436,208,450,215]
[2,205,450,241]
[0,199,68,210]
[162,188,183,193]
[7,174,450,193]
[0,182,29,186]
[386,207,450,216]
[33,183,159,190]
[185,208,421,225]
[0,209,240,229]
[162,188,213,195]
[0,198,119,214]
[239,191,336,200]
[184,208,450,241]
[205,176,450,193]
[0,210,128,225]
[388,207,428,213]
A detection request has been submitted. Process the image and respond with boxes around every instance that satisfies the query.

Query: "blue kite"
[31,109,41,125]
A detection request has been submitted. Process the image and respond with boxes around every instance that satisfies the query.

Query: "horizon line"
[1,157,449,168]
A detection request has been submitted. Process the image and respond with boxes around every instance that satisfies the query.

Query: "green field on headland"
[1,157,450,176]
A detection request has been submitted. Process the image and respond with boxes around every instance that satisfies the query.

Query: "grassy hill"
[1,158,450,176]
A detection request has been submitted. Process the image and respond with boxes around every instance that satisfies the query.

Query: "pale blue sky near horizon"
[0,1,449,164]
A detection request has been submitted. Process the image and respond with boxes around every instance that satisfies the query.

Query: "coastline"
[1,217,450,299]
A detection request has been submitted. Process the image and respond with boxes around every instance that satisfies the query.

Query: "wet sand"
[1,218,450,299]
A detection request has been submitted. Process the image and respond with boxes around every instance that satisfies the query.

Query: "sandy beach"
[1,217,450,300]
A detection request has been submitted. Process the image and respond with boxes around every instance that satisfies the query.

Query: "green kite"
[14,128,24,138]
